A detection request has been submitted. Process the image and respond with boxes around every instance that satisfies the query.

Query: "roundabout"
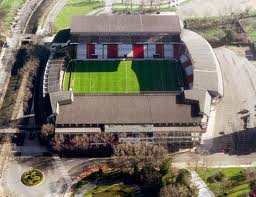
[21,169,44,187]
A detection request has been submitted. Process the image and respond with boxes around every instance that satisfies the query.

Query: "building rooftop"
[56,94,200,125]
[70,15,181,34]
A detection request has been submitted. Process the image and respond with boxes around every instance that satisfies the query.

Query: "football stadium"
[43,15,223,152]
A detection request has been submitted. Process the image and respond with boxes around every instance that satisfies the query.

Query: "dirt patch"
[25,0,57,34]
[240,17,256,42]
[184,15,249,47]
[177,0,256,19]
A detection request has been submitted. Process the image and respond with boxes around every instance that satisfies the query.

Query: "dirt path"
[38,0,67,34]
[10,68,31,121]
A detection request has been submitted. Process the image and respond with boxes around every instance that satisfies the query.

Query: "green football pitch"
[63,60,184,93]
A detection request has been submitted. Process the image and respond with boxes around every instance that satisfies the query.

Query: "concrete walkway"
[191,171,215,197]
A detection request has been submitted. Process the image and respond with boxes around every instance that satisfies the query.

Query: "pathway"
[0,137,16,196]
[191,171,215,197]
[38,0,68,34]
[0,0,43,110]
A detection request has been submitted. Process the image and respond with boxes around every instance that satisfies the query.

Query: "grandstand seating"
[87,44,95,59]
[77,44,86,60]
[95,44,103,59]
[133,44,144,58]
[107,44,118,58]
[172,43,194,89]
[156,44,164,58]
[164,44,174,59]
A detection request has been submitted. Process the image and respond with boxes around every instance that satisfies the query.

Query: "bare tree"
[160,183,198,197]
[140,0,146,11]
[113,143,168,171]
[126,0,133,11]
[41,124,55,140]
[189,147,210,171]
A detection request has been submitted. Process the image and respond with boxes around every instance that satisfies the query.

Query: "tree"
[193,148,209,171]
[113,143,168,171]
[225,29,236,42]
[140,166,162,187]
[160,184,194,197]
[176,169,191,187]
[41,123,55,140]
[140,0,145,12]
[250,179,256,192]
[160,158,172,176]
[206,171,225,183]
[241,168,256,181]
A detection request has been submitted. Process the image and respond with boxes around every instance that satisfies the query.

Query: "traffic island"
[21,169,44,187]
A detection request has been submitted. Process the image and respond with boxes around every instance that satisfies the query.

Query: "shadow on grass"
[67,60,120,72]
[131,60,183,92]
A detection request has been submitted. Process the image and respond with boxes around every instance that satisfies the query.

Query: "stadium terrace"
[43,15,223,151]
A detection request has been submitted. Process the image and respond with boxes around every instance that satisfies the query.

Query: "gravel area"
[177,0,256,19]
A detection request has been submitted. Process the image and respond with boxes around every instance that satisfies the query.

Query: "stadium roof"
[56,95,200,125]
[70,15,181,34]
[181,29,223,116]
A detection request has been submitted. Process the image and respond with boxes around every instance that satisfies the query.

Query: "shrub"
[241,168,256,181]
[207,171,225,183]
[140,166,162,187]
[160,158,172,176]
[250,179,256,192]
[176,169,191,187]
[41,124,55,140]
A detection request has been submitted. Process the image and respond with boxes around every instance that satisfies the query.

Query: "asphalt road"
[201,47,256,153]
[173,151,256,168]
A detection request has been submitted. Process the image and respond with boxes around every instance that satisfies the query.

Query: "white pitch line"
[73,63,76,90]
[89,72,91,92]
[125,62,128,93]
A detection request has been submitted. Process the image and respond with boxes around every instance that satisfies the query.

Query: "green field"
[197,168,252,197]
[54,0,105,33]
[240,17,256,42]
[63,60,183,93]
[84,183,136,197]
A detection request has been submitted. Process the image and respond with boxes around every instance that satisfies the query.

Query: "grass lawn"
[84,183,136,197]
[240,17,256,42]
[193,28,226,43]
[197,168,252,197]
[160,7,177,12]
[0,0,26,32]
[63,60,183,93]
[54,0,105,33]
